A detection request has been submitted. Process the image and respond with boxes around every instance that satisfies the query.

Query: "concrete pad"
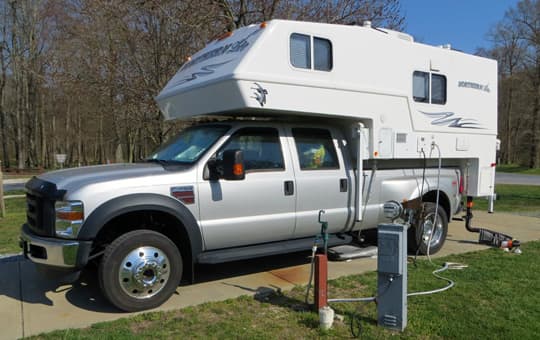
[439,210,540,258]
[20,260,122,337]
[161,271,295,312]
[328,257,377,280]
[3,211,538,337]
[0,260,22,340]
[270,264,311,285]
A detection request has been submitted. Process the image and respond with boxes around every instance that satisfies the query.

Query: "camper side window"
[413,71,447,105]
[431,74,447,104]
[290,33,311,69]
[290,34,333,71]
[413,71,429,103]
[314,37,332,71]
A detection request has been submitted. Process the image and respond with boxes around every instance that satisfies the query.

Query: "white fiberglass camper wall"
[156,20,498,197]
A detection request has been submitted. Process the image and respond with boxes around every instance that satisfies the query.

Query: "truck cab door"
[286,127,354,237]
[197,126,296,250]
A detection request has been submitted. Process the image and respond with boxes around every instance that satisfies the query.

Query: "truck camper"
[20,20,497,311]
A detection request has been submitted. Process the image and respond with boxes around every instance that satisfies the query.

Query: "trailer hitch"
[465,196,521,250]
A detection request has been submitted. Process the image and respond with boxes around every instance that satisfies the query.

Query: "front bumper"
[20,224,92,269]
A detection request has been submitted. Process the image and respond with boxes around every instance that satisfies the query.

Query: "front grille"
[26,193,55,237]
[26,193,39,229]
[24,178,62,237]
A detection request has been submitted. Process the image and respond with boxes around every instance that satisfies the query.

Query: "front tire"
[98,230,183,312]
[408,202,448,255]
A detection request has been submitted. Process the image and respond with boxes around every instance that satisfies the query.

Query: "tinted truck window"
[218,127,284,171]
[292,128,339,170]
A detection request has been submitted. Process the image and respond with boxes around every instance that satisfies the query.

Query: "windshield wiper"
[144,158,192,167]
[145,158,170,165]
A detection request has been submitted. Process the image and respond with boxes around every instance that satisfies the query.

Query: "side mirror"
[222,149,245,180]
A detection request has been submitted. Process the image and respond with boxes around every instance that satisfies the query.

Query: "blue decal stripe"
[170,59,234,87]
[420,111,484,129]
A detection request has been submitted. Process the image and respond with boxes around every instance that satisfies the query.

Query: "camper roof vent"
[439,44,452,50]
[363,21,372,28]
[377,28,414,42]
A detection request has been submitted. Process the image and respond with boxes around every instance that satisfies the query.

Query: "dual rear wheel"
[408,202,448,255]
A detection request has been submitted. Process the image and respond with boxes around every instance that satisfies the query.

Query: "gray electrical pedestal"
[377,223,407,331]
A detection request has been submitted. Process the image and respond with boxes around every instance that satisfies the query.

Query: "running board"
[197,234,352,264]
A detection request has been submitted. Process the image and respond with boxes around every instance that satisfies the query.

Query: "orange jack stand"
[314,254,328,310]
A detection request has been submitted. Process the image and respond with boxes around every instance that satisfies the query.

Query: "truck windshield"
[146,125,230,165]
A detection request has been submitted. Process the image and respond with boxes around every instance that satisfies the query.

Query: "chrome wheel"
[408,202,448,255]
[118,246,170,299]
[421,212,444,249]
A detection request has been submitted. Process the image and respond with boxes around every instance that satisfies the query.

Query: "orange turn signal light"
[466,201,474,208]
[260,22,267,28]
[233,163,244,176]
[217,31,233,41]
[57,211,84,221]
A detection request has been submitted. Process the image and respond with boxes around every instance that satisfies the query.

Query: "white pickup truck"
[20,20,497,312]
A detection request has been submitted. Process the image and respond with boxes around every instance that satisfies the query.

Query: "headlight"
[55,201,84,238]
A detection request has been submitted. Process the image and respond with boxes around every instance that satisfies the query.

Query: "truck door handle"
[340,178,348,192]
[284,181,294,196]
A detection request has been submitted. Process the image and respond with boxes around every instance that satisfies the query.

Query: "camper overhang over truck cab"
[21,20,498,312]
[157,19,497,198]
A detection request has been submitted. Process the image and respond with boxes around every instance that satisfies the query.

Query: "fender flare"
[78,193,203,259]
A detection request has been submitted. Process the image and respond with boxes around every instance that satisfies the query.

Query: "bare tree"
[215,0,404,30]
[484,0,540,168]
[486,18,525,164]
[506,0,540,167]
[0,0,406,168]
[0,1,10,169]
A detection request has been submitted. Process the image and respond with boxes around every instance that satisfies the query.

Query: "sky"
[401,0,520,54]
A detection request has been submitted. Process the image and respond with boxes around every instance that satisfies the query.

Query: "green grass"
[497,164,540,175]
[30,241,540,339]
[474,184,540,214]
[0,195,25,254]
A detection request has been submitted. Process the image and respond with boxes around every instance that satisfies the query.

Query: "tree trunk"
[51,114,56,167]
[0,105,8,168]
[503,80,513,164]
[530,86,540,168]
[0,87,8,169]
[15,73,24,170]
[77,109,82,167]
[0,36,9,168]
[98,111,104,163]
[39,92,46,168]
[65,101,71,165]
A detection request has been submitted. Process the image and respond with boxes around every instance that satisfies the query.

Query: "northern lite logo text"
[458,81,490,93]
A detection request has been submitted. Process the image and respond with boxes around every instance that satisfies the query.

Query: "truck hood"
[37,163,175,192]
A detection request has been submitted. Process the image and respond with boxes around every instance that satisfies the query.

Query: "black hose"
[350,312,362,338]
[464,196,480,233]
[464,196,520,248]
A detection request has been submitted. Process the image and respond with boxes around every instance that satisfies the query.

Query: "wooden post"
[0,161,5,218]
[314,254,328,311]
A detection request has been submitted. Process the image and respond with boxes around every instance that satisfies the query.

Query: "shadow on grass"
[228,282,378,333]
